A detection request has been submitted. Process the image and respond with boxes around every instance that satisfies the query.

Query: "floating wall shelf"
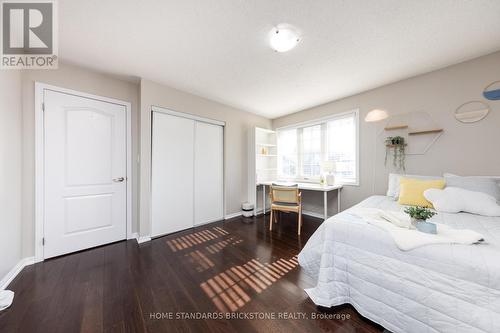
[408,129,443,135]
[384,125,408,131]
[386,144,408,148]
[380,111,443,155]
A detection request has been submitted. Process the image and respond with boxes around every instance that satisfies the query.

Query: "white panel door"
[151,112,195,237]
[194,122,224,225]
[44,90,127,259]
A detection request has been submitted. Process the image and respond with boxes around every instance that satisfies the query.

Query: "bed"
[298,195,500,333]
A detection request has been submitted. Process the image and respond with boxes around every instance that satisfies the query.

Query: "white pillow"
[444,173,500,182]
[444,173,500,201]
[386,173,442,200]
[424,187,500,216]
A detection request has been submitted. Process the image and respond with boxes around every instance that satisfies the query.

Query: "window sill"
[340,181,359,187]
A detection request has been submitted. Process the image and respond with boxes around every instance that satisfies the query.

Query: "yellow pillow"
[398,178,445,207]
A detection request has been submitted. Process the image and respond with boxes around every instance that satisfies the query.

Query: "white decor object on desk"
[323,160,337,186]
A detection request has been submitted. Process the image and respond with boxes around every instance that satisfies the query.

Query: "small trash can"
[242,202,254,217]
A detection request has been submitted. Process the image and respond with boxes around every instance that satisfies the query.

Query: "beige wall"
[0,71,23,280]
[7,51,500,259]
[12,63,271,258]
[273,51,500,214]
[21,63,140,257]
[139,79,272,236]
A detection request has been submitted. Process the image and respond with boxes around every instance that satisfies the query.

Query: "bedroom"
[0,1,499,332]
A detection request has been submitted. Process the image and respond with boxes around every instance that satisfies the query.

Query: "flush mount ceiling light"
[269,26,300,52]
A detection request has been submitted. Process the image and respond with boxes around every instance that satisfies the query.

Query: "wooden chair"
[269,184,303,235]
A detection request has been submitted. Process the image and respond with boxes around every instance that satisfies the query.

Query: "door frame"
[150,106,226,237]
[34,82,133,262]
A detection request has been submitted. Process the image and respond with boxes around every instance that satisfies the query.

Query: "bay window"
[277,128,298,178]
[277,110,359,185]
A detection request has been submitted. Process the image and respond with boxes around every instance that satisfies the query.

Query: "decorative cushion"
[387,173,442,200]
[398,178,446,207]
[443,173,500,202]
[273,202,299,207]
[424,187,500,216]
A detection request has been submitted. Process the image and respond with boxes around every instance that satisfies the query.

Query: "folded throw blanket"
[351,208,484,250]
[380,210,412,228]
[352,208,411,228]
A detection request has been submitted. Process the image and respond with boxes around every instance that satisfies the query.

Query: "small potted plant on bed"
[404,206,437,234]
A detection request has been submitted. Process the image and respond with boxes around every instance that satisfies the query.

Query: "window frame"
[276,109,360,186]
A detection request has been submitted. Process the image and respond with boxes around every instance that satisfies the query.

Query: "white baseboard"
[194,216,227,227]
[224,212,242,220]
[254,208,270,215]
[1,257,35,290]
[136,235,151,244]
[302,210,326,219]
[128,232,138,240]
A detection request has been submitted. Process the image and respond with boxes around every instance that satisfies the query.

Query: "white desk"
[256,181,343,220]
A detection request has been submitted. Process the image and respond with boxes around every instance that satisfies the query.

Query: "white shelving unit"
[248,127,277,215]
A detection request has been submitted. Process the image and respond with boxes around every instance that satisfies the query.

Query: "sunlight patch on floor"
[186,250,215,272]
[200,256,299,312]
[166,227,230,252]
[206,236,243,254]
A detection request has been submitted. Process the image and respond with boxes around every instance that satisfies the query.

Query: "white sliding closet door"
[194,122,224,225]
[151,112,194,237]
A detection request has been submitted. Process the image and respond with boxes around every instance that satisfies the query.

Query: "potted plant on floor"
[404,206,437,234]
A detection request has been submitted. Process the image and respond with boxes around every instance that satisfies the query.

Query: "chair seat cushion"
[273,202,299,207]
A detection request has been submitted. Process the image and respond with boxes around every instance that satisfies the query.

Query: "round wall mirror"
[483,81,500,100]
[454,101,490,123]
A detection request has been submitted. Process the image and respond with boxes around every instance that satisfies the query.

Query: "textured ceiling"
[59,0,500,118]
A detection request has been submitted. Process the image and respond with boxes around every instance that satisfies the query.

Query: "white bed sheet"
[298,195,500,333]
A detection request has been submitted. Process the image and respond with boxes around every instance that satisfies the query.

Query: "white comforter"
[298,196,500,333]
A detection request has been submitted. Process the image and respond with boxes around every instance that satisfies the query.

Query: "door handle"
[113,177,125,182]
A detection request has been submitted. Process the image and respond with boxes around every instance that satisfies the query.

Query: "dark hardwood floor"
[0,213,384,333]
